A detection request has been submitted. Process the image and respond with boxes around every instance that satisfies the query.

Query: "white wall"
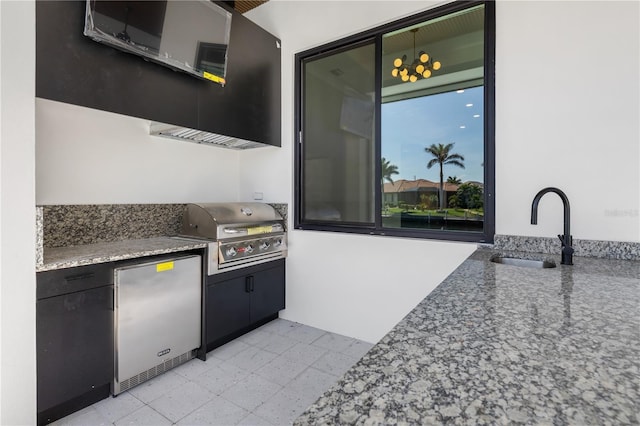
[36,99,244,204]
[244,1,477,343]
[495,1,639,243]
[242,0,640,342]
[0,1,37,424]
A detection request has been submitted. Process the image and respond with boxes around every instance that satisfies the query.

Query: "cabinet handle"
[245,276,254,293]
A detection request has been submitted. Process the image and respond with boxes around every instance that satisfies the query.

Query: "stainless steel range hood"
[150,122,269,150]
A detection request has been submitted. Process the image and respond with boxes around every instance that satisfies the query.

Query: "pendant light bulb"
[390,28,441,83]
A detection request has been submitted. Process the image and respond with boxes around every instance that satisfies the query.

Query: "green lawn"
[385,207,484,218]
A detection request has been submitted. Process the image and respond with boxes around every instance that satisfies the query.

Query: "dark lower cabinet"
[206,259,285,351]
[36,263,114,426]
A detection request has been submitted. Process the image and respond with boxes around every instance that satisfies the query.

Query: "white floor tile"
[53,320,369,426]
[253,388,319,426]
[225,345,279,372]
[312,350,359,377]
[342,340,375,359]
[282,324,327,344]
[127,370,189,403]
[209,340,251,361]
[173,357,220,380]
[237,328,275,347]
[221,373,282,412]
[312,332,357,353]
[255,333,299,355]
[286,367,340,401]
[254,354,310,386]
[177,396,249,426]
[237,413,275,426]
[114,405,172,426]
[258,319,301,335]
[281,342,328,366]
[147,381,213,423]
[192,362,250,395]
[92,392,145,423]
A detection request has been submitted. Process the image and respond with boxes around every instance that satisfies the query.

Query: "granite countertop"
[296,249,640,425]
[38,237,208,272]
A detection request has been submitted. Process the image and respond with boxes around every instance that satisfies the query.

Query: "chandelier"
[391,28,442,83]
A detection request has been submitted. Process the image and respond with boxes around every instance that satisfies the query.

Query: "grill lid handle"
[222,223,284,235]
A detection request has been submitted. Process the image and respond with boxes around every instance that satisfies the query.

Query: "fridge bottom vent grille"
[116,350,195,394]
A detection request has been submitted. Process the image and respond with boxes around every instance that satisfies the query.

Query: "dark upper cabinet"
[197,8,281,146]
[35,1,199,130]
[36,1,281,147]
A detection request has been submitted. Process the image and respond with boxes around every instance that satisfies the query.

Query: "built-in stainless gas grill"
[180,203,287,275]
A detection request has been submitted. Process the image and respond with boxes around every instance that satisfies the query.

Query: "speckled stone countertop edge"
[36,207,44,268]
[493,234,639,261]
[294,248,640,425]
[37,237,208,272]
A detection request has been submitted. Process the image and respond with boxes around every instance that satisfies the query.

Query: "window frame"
[294,1,495,243]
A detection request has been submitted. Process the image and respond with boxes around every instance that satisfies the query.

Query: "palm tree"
[381,158,399,211]
[381,157,399,184]
[447,176,462,185]
[425,143,465,210]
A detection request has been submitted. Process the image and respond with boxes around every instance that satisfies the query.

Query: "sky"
[381,86,484,183]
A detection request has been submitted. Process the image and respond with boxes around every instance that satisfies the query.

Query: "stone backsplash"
[493,234,640,261]
[39,203,288,249]
[42,204,187,248]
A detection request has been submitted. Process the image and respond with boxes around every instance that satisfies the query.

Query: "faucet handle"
[558,234,573,246]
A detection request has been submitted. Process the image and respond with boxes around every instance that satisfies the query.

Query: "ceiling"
[305,5,485,102]
[223,0,269,14]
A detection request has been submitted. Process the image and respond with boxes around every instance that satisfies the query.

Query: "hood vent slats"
[150,123,268,150]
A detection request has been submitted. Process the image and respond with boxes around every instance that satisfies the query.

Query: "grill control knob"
[273,239,282,248]
[245,244,254,254]
[259,241,270,250]
[226,247,237,257]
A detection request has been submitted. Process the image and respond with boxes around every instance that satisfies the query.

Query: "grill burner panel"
[219,236,284,262]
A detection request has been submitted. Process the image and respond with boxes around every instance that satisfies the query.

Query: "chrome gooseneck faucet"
[531,187,574,265]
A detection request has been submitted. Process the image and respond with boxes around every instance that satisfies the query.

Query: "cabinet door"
[36,1,199,131]
[250,263,285,323]
[196,9,281,146]
[206,276,251,349]
[37,285,113,414]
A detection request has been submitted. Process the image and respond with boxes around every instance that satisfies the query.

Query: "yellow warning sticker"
[203,71,225,85]
[156,261,174,272]
[247,226,273,235]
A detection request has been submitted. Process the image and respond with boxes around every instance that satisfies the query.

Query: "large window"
[295,1,495,242]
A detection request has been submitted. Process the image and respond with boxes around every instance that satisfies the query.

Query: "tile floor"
[53,319,374,426]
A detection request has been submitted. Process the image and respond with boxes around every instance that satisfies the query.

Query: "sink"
[491,256,556,269]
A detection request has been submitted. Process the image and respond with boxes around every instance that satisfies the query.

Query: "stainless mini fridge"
[113,254,201,395]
